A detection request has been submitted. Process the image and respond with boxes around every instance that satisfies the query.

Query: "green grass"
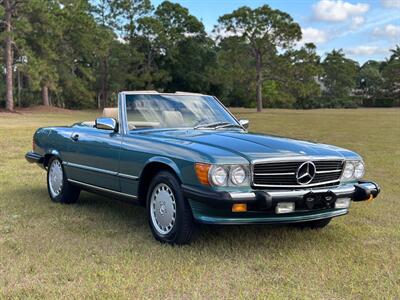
[1,108,399,299]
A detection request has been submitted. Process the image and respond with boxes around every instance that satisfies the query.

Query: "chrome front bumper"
[229,181,380,203]
[25,151,44,164]
[185,181,380,224]
[183,181,380,210]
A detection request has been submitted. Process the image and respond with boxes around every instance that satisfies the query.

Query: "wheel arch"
[43,149,61,168]
[137,157,182,206]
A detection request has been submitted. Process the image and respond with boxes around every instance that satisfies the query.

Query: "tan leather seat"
[102,107,119,120]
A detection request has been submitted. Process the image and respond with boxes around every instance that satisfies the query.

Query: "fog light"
[232,203,247,212]
[323,192,337,206]
[275,202,295,214]
[335,198,351,209]
[304,193,317,210]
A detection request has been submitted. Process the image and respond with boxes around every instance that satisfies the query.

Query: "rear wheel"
[294,218,332,229]
[47,157,80,204]
[146,171,194,245]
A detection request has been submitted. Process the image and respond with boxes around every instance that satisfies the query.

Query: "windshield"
[125,94,239,130]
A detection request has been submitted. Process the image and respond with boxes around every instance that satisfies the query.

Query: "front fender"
[46,149,61,157]
[142,156,183,182]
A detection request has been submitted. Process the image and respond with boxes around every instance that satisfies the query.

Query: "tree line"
[1,0,399,112]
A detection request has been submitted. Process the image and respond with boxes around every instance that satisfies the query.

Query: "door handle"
[71,133,79,141]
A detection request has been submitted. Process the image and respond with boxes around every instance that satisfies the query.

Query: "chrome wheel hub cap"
[150,183,176,235]
[49,160,63,197]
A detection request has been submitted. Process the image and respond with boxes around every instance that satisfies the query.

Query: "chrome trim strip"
[212,96,243,128]
[119,92,128,135]
[229,192,256,199]
[268,185,355,198]
[228,184,361,200]
[118,92,122,135]
[121,90,159,95]
[254,172,295,176]
[121,91,213,96]
[68,179,138,199]
[252,179,340,188]
[316,169,342,174]
[118,173,139,180]
[63,162,139,180]
[252,156,344,164]
[64,162,118,176]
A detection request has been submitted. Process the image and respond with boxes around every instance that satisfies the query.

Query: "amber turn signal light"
[195,163,211,185]
[232,203,247,212]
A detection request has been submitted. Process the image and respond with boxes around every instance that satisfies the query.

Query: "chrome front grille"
[252,159,344,188]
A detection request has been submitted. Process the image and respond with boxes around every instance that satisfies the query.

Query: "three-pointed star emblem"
[296,161,316,184]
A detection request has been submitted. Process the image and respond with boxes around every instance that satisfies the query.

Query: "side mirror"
[239,119,249,129]
[95,118,118,131]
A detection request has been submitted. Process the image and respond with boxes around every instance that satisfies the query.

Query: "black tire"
[294,218,332,229]
[46,157,80,204]
[146,171,195,245]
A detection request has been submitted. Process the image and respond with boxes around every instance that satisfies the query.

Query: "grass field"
[0,107,399,299]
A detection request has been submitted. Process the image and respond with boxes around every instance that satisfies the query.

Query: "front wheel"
[146,171,195,245]
[47,157,80,204]
[294,218,332,229]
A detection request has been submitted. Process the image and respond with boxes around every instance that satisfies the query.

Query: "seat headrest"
[102,107,118,120]
[162,111,184,128]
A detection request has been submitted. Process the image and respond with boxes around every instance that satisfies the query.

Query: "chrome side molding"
[68,179,138,199]
[63,161,139,180]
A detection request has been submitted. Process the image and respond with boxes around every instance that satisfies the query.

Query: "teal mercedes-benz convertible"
[26,91,380,244]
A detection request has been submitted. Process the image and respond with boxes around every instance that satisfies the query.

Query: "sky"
[152,0,400,64]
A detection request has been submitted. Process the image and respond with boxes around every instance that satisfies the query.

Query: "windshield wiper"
[194,121,230,129]
[194,121,244,130]
[214,123,245,130]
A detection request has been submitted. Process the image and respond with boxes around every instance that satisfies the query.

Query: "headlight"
[342,161,355,180]
[354,161,365,179]
[230,165,248,185]
[209,166,228,186]
[341,160,365,182]
[195,163,250,187]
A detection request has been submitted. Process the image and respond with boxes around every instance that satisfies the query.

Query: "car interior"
[79,107,171,130]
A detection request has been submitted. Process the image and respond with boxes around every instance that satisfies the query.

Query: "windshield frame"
[120,92,241,133]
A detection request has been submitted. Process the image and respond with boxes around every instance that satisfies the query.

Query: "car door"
[118,134,149,197]
[65,126,122,191]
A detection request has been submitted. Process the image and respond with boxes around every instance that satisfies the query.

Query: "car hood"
[137,129,360,163]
